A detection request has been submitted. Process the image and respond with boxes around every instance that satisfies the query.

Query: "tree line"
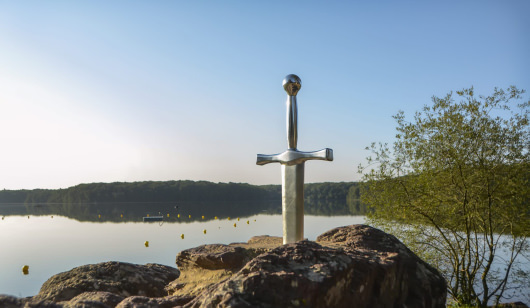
[0,181,365,216]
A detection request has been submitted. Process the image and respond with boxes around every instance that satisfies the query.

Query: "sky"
[0,1,528,190]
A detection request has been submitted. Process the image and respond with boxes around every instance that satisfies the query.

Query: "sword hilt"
[257,74,333,167]
[283,74,301,149]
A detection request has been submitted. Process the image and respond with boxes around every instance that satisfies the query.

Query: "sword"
[257,74,333,244]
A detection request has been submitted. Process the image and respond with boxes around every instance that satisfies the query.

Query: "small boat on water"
[143,216,164,222]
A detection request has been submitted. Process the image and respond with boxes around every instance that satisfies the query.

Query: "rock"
[175,236,283,272]
[116,295,194,308]
[169,235,283,298]
[0,295,62,308]
[34,262,180,303]
[0,295,27,308]
[176,244,250,271]
[64,291,125,307]
[184,240,356,307]
[317,225,448,308]
[181,225,447,307]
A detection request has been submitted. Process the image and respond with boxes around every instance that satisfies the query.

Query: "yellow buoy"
[254,219,256,222]
[167,213,170,217]
[214,216,218,220]
[227,217,231,221]
[147,214,150,217]
[189,215,191,219]
[203,229,207,234]
[202,215,205,219]
[22,265,29,275]
[144,241,149,247]
[98,214,101,219]
[180,234,184,239]
[233,223,237,227]
[237,218,240,221]
[28,216,30,219]
[120,214,123,218]
[177,214,180,218]
[51,216,53,219]
[247,220,249,224]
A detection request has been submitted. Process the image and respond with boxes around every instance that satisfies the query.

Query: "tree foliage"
[359,86,529,307]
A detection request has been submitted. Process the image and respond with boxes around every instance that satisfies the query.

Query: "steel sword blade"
[282,163,305,243]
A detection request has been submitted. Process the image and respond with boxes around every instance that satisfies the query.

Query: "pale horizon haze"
[1,1,529,190]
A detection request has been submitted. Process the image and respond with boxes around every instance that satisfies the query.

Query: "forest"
[0,181,365,218]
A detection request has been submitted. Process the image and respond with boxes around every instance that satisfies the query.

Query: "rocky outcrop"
[34,261,180,303]
[2,225,448,307]
[180,225,447,307]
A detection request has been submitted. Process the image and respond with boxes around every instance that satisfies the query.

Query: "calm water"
[0,209,365,297]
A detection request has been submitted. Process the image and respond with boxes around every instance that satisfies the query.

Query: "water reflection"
[0,199,366,222]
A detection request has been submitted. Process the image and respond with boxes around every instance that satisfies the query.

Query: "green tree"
[359,86,529,307]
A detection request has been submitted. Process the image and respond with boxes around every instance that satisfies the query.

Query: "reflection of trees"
[0,181,367,220]
[305,199,366,216]
[0,198,366,222]
[0,201,282,223]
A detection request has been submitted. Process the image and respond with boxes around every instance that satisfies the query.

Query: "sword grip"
[286,95,297,149]
[283,75,301,150]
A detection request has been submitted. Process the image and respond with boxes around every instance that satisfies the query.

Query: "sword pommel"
[283,74,301,96]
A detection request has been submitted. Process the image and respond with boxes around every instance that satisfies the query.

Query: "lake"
[0,202,366,298]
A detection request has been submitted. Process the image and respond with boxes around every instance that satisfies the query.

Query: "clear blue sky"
[1,1,528,189]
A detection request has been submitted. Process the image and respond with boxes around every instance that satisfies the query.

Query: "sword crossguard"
[257,148,333,166]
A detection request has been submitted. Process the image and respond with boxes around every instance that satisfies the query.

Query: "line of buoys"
[22,265,29,275]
